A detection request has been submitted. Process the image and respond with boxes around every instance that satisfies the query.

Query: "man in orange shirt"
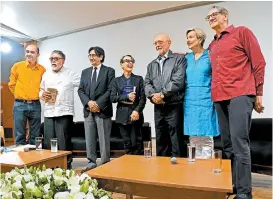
[8,44,46,145]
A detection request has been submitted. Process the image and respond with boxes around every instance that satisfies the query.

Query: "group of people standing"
[8,5,265,199]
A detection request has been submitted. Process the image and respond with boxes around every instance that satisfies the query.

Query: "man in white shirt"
[39,50,80,169]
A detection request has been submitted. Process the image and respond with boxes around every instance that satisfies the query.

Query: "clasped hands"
[88,101,100,112]
[151,93,164,104]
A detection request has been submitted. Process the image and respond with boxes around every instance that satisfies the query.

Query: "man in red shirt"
[207,5,266,199]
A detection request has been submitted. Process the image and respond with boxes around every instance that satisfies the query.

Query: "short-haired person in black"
[110,55,146,155]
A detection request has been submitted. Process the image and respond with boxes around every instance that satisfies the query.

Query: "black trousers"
[44,115,73,167]
[154,103,183,157]
[119,121,143,155]
[214,95,254,194]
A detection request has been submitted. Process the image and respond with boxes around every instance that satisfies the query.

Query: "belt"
[15,99,40,104]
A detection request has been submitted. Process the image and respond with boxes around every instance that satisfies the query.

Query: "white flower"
[45,168,53,176]
[67,176,78,186]
[23,174,33,182]
[100,195,109,199]
[79,173,90,182]
[26,182,35,189]
[19,168,25,174]
[66,169,75,178]
[54,191,70,199]
[44,184,50,193]
[12,180,22,191]
[54,168,63,176]
[74,192,86,199]
[0,185,10,196]
[68,185,80,194]
[85,193,95,199]
[14,175,22,182]
[88,186,94,192]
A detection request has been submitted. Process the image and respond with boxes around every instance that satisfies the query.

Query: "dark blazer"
[78,64,115,118]
[110,73,146,124]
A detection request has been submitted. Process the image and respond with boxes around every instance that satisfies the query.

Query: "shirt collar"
[25,60,39,69]
[92,64,101,69]
[214,25,235,40]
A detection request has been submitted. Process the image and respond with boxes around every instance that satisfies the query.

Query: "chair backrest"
[249,118,272,142]
[0,126,5,146]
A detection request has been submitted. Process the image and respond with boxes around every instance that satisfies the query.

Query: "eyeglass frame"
[122,59,135,64]
[88,54,99,58]
[205,11,222,21]
[49,57,64,61]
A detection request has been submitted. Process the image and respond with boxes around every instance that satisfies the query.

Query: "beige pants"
[189,136,214,159]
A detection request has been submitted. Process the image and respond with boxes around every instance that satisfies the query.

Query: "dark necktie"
[90,67,97,100]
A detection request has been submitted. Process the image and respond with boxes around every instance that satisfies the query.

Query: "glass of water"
[212,149,222,173]
[187,143,196,162]
[35,137,43,151]
[51,138,58,153]
[143,141,152,158]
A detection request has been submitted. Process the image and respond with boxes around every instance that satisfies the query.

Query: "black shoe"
[234,193,252,199]
[80,162,97,174]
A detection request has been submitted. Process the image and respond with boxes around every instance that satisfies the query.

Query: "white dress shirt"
[39,67,80,117]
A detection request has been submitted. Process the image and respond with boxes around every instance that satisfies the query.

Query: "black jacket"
[110,73,146,124]
[78,64,115,118]
[144,50,186,105]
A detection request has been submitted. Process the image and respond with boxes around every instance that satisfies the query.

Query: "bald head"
[153,34,171,56]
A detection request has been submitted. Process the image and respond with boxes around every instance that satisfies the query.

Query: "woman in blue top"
[184,28,219,159]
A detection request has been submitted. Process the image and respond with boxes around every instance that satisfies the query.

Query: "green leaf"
[12,192,18,199]
[21,178,26,189]
[80,182,89,194]
[15,167,20,173]
[48,190,54,197]
[69,170,73,178]
[42,165,46,171]
[31,187,43,198]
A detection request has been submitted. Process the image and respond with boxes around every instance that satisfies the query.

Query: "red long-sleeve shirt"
[208,25,266,102]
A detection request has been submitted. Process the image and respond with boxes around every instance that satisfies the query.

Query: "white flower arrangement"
[0,165,112,199]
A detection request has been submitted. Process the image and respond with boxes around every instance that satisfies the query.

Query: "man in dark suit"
[110,55,146,155]
[145,34,186,158]
[78,46,115,173]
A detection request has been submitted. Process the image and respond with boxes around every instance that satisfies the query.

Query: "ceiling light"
[0,42,12,53]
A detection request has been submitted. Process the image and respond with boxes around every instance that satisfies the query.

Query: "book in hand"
[46,88,57,104]
[121,86,136,104]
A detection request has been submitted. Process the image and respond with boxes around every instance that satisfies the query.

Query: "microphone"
[171,157,177,164]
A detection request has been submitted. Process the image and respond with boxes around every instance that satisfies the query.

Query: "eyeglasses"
[205,12,221,21]
[122,59,135,64]
[88,54,98,58]
[153,40,164,46]
[49,57,64,61]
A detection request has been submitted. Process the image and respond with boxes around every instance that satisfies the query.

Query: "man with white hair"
[144,34,186,158]
[206,5,266,199]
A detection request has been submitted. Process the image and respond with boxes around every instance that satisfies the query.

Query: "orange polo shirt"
[8,61,46,100]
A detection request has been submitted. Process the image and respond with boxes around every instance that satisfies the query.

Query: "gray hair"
[186,28,206,47]
[52,50,66,60]
[211,5,229,22]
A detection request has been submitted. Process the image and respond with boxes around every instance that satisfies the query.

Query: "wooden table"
[87,155,232,199]
[0,150,71,173]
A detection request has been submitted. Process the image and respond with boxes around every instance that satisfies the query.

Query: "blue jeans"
[13,100,41,145]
